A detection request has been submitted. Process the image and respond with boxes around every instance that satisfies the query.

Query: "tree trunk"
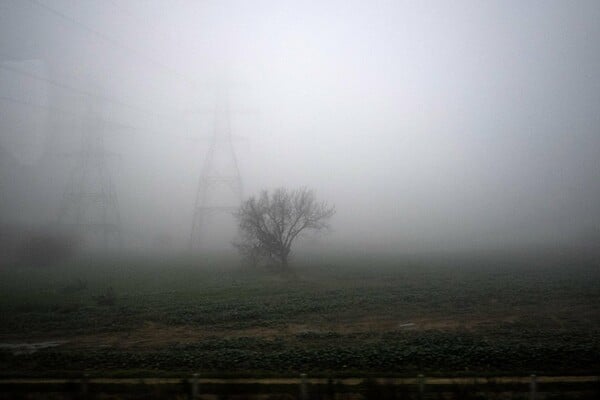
[280,253,289,269]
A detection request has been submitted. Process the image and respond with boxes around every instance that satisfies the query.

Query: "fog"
[1,0,599,256]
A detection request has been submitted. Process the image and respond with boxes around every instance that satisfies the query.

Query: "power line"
[0,61,181,122]
[2,2,231,144]
[26,0,200,89]
[1,94,80,119]
[0,56,198,141]
[0,93,136,150]
[0,94,149,136]
[0,94,197,142]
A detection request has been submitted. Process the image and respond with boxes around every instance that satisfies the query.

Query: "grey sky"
[1,0,599,252]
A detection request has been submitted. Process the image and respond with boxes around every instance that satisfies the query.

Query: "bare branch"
[234,188,335,268]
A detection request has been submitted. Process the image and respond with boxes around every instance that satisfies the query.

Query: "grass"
[0,249,599,376]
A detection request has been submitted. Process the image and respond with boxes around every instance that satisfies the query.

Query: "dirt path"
[0,313,526,351]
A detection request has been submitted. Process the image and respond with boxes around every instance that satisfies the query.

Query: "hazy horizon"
[2,0,599,255]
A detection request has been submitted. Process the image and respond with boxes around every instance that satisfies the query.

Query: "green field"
[1,250,599,377]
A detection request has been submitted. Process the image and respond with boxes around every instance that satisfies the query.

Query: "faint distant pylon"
[57,98,122,250]
[189,86,243,249]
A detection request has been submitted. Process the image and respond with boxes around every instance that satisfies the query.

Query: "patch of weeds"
[94,286,116,307]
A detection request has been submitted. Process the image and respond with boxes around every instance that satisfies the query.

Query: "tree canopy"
[234,188,335,268]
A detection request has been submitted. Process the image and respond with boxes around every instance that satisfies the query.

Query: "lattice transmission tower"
[190,87,243,249]
[57,99,122,250]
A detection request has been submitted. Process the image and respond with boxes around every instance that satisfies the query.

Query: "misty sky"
[1,0,599,252]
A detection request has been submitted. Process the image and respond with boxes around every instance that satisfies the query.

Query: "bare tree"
[234,188,335,268]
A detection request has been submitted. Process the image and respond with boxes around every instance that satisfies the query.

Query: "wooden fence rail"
[0,374,598,399]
